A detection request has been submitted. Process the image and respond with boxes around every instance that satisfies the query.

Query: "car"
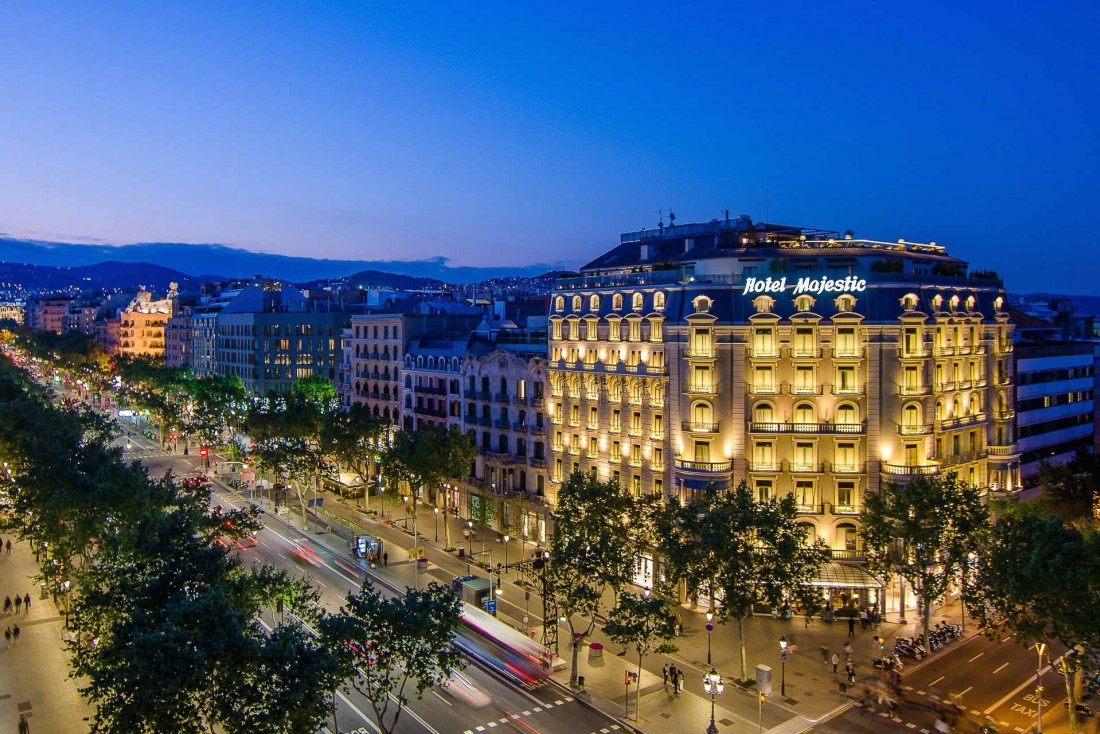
[441,671,493,708]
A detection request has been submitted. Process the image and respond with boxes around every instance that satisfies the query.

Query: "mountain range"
[0,237,566,284]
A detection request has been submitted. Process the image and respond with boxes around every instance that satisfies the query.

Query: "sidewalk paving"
[263,481,979,734]
[0,537,90,734]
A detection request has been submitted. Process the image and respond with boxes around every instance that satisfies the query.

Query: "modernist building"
[550,215,1019,608]
[117,289,173,358]
[25,296,73,333]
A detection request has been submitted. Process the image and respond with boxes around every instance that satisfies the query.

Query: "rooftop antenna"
[668,209,676,226]
[655,208,666,230]
[721,208,730,222]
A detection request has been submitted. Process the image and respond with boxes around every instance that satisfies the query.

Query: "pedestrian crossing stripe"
[463,697,582,734]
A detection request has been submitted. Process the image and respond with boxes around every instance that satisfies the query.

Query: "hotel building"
[549,215,1019,608]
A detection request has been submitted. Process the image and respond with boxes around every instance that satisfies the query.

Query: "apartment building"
[24,295,73,333]
[550,215,1018,610]
[117,289,173,358]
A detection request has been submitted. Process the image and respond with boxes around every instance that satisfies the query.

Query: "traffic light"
[199,446,209,458]
[625,671,638,685]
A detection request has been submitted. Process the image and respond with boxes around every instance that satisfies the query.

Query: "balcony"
[748,421,866,435]
[529,457,548,468]
[898,422,933,436]
[790,347,823,359]
[684,383,718,396]
[881,463,941,477]
[675,458,733,473]
[937,413,986,430]
[829,502,861,516]
[682,420,720,433]
[986,445,1018,456]
[494,393,510,403]
[493,419,511,430]
[748,383,780,396]
[897,347,930,359]
[993,409,1015,421]
[644,365,668,376]
[832,347,866,359]
[415,385,447,396]
[789,384,824,396]
[933,345,956,357]
[795,503,825,515]
[747,347,780,359]
[512,395,529,406]
[684,345,716,359]
[748,462,780,473]
[831,384,865,396]
[828,548,865,561]
[826,461,866,475]
[899,384,930,396]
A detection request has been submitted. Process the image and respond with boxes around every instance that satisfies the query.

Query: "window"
[835,403,858,425]
[753,365,775,393]
[654,291,666,310]
[753,327,776,356]
[571,295,582,312]
[555,296,564,312]
[628,319,641,342]
[836,366,856,393]
[836,327,858,356]
[589,294,599,311]
[632,292,644,311]
[794,328,814,356]
[693,441,710,463]
[551,320,562,340]
[611,440,621,462]
[794,442,815,470]
[794,366,815,393]
[753,441,774,470]
[631,444,641,466]
[755,480,773,502]
[632,475,641,495]
[795,480,816,509]
[611,408,621,431]
[588,406,598,429]
[903,366,919,393]
[903,327,919,355]
[612,293,623,310]
[835,442,856,471]
[653,448,663,469]
[631,411,642,435]
[607,316,621,342]
[690,328,712,356]
[794,402,815,424]
[649,317,663,342]
[753,402,774,424]
[836,483,855,511]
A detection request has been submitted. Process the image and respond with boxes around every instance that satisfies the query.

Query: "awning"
[808,562,883,589]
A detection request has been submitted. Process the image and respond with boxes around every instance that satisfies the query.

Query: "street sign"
[485,600,497,613]
[781,650,788,663]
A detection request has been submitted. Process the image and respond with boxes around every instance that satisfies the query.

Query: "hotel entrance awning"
[808,562,883,589]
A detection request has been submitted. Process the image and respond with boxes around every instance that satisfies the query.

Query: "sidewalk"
[0,537,90,733]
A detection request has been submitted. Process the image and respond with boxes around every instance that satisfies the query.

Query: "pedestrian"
[831,652,840,677]
[844,642,853,660]
[846,661,855,685]
[12,624,19,645]
[890,667,900,691]
[13,595,20,613]
[5,539,10,554]
[18,713,29,734]
[23,593,30,612]
[382,551,388,566]
[677,669,685,693]
[2,596,10,614]
[669,664,678,694]
[662,663,669,688]
[860,607,868,629]
[3,627,9,647]
[676,613,684,636]
[848,615,856,637]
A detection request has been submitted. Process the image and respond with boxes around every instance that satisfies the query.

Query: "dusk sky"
[1,2,1097,291]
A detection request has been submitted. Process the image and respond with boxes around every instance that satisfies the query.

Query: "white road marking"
[487,722,497,728]
[906,724,916,729]
[431,690,451,706]
[335,690,380,734]
[993,663,1010,674]
[954,686,973,698]
[968,652,984,663]
[930,676,944,686]
[1002,636,1013,643]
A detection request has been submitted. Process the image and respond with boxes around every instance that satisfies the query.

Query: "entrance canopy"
[809,562,883,589]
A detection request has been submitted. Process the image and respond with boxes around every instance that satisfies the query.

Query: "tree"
[382,426,476,550]
[659,481,827,680]
[860,473,988,655]
[545,471,636,687]
[321,403,389,498]
[1033,451,1100,523]
[322,579,465,734]
[603,591,677,719]
[966,514,1100,734]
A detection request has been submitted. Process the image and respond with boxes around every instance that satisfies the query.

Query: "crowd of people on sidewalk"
[1,537,32,650]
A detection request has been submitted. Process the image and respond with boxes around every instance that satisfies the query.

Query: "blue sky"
[0,1,1096,290]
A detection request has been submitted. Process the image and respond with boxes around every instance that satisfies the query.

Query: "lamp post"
[779,635,788,697]
[503,534,510,573]
[702,667,724,734]
[466,521,473,557]
[706,612,714,665]
[433,507,440,542]
[1035,642,1047,734]
[376,474,384,519]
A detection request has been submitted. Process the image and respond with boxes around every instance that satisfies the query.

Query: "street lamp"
[779,635,788,696]
[702,667,724,734]
[503,534,510,572]
[1035,642,1047,734]
[466,521,473,557]
[433,507,440,542]
[376,474,385,519]
[706,612,714,665]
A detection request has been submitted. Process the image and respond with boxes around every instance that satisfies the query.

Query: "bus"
[453,602,552,687]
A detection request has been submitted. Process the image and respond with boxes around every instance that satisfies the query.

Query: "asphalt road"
[805,630,1085,734]
[127,431,626,734]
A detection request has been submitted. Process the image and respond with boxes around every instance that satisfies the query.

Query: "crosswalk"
[460,697,586,734]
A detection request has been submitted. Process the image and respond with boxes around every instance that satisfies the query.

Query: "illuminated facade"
[549,216,1019,591]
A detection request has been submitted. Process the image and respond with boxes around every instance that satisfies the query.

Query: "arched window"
[589,294,600,311]
[571,295,582,312]
[835,402,858,425]
[835,294,856,312]
[692,401,712,427]
[952,398,960,417]
[836,522,859,552]
[901,293,919,310]
[935,400,944,421]
[753,402,774,424]
[794,402,816,424]
[555,296,564,312]
[404,375,412,388]
[965,295,976,311]
[654,291,666,310]
[949,295,960,311]
[931,294,944,311]
[902,403,922,430]
[968,393,979,415]
[794,295,815,312]
[612,293,623,310]
[692,295,712,313]
[632,292,644,311]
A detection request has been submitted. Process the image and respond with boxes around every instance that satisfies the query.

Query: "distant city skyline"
[1,2,1097,292]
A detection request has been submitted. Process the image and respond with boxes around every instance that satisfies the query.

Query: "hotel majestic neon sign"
[742,275,868,296]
